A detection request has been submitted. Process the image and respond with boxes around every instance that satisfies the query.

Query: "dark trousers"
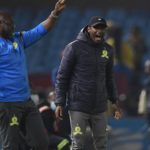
[69,111,107,150]
[0,99,49,150]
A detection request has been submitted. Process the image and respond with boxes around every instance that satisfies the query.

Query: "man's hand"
[42,0,66,30]
[55,105,63,120]
[112,103,122,120]
[53,0,66,16]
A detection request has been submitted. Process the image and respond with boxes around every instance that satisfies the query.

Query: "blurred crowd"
[105,21,148,116]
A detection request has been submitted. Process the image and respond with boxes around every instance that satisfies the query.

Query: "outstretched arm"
[22,0,66,48]
[42,0,66,30]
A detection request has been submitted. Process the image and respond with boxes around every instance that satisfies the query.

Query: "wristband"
[50,11,59,19]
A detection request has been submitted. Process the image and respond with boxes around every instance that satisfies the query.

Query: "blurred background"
[1,0,150,149]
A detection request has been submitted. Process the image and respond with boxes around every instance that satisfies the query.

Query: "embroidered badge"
[101,50,109,59]
[13,42,18,49]
[73,124,83,135]
[10,115,19,126]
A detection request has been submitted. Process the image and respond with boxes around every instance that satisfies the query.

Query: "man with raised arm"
[0,0,65,149]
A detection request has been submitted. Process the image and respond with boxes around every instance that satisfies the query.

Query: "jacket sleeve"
[22,24,48,48]
[55,43,76,106]
[105,48,118,104]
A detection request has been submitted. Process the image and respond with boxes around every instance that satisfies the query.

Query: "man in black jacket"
[55,16,122,150]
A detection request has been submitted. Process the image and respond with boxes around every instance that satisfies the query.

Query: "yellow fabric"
[106,37,115,48]
[57,139,69,150]
[121,42,135,69]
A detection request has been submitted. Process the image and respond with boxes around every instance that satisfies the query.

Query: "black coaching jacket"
[55,27,118,113]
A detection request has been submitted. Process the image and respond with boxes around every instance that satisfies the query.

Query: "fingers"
[57,0,65,5]
[55,106,63,120]
[54,0,66,14]
[55,112,59,119]
[59,109,63,117]
[58,109,63,120]
[59,0,65,4]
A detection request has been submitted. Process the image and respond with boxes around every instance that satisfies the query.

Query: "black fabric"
[0,99,49,150]
[38,102,70,150]
[55,28,118,113]
[88,16,107,28]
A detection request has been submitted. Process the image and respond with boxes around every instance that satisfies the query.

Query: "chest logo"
[101,50,109,59]
[13,42,18,49]
[10,115,19,126]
